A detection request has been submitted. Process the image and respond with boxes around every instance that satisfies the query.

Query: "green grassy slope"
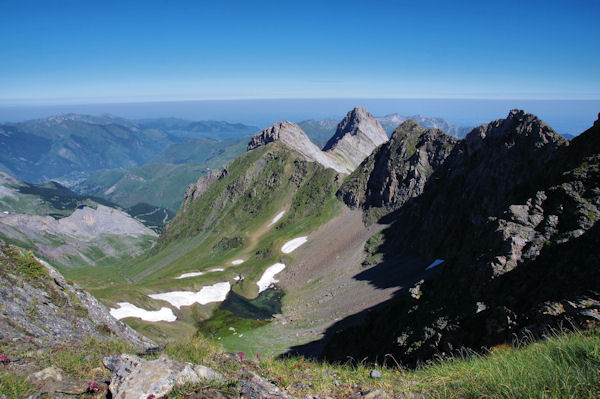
[77,142,342,346]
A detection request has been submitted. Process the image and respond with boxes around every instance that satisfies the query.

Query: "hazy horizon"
[1,98,598,136]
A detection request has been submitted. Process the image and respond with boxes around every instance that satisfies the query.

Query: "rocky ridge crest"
[247,121,349,173]
[338,119,458,213]
[324,107,389,172]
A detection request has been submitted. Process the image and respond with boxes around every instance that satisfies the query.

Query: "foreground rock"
[103,354,292,399]
[103,354,222,399]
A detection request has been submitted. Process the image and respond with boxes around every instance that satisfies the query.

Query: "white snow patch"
[148,282,231,309]
[269,210,286,226]
[256,263,286,293]
[233,275,241,281]
[175,271,204,279]
[281,237,308,254]
[109,302,177,322]
[425,259,444,270]
[231,259,244,265]
[175,268,223,279]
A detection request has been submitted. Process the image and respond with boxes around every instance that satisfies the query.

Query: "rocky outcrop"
[247,121,349,173]
[324,107,389,172]
[0,241,154,349]
[103,354,222,399]
[338,120,458,212]
[183,168,226,206]
[321,110,600,365]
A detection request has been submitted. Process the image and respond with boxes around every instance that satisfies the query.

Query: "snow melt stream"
[256,263,286,293]
[109,302,177,322]
[281,236,308,254]
[149,282,231,309]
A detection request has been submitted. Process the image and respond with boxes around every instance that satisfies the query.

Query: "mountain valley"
[1,107,599,398]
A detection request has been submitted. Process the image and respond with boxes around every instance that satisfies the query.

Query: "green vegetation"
[1,320,597,398]
[0,242,49,281]
[413,327,600,398]
[76,162,210,212]
[165,326,600,398]
[362,231,384,267]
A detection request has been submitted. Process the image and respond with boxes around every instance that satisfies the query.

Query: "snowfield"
[176,267,224,279]
[281,236,308,254]
[175,271,204,279]
[148,282,231,309]
[269,210,286,226]
[231,259,244,265]
[256,263,286,293]
[109,302,177,322]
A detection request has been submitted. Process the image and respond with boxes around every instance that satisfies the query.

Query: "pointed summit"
[247,121,348,173]
[324,107,389,171]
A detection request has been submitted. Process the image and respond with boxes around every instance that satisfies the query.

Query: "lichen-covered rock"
[103,353,223,399]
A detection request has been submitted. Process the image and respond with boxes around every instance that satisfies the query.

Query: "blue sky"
[1,0,599,103]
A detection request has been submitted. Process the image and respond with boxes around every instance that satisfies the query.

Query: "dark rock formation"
[321,110,599,365]
[338,120,458,212]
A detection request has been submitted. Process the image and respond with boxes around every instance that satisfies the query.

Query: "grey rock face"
[324,107,389,172]
[183,168,225,207]
[103,354,222,399]
[248,121,349,173]
[239,370,292,399]
[338,120,457,211]
[0,244,154,349]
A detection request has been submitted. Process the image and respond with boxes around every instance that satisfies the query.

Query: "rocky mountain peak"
[391,119,425,138]
[338,120,457,211]
[247,120,350,173]
[247,121,309,151]
[322,107,389,173]
[323,106,388,151]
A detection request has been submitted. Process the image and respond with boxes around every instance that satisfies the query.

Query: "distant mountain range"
[0,113,258,185]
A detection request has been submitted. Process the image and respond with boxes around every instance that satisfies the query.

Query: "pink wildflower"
[237,351,245,361]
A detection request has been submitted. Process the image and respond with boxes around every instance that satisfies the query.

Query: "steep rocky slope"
[323,107,389,172]
[0,241,154,349]
[338,120,458,216]
[321,110,600,365]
